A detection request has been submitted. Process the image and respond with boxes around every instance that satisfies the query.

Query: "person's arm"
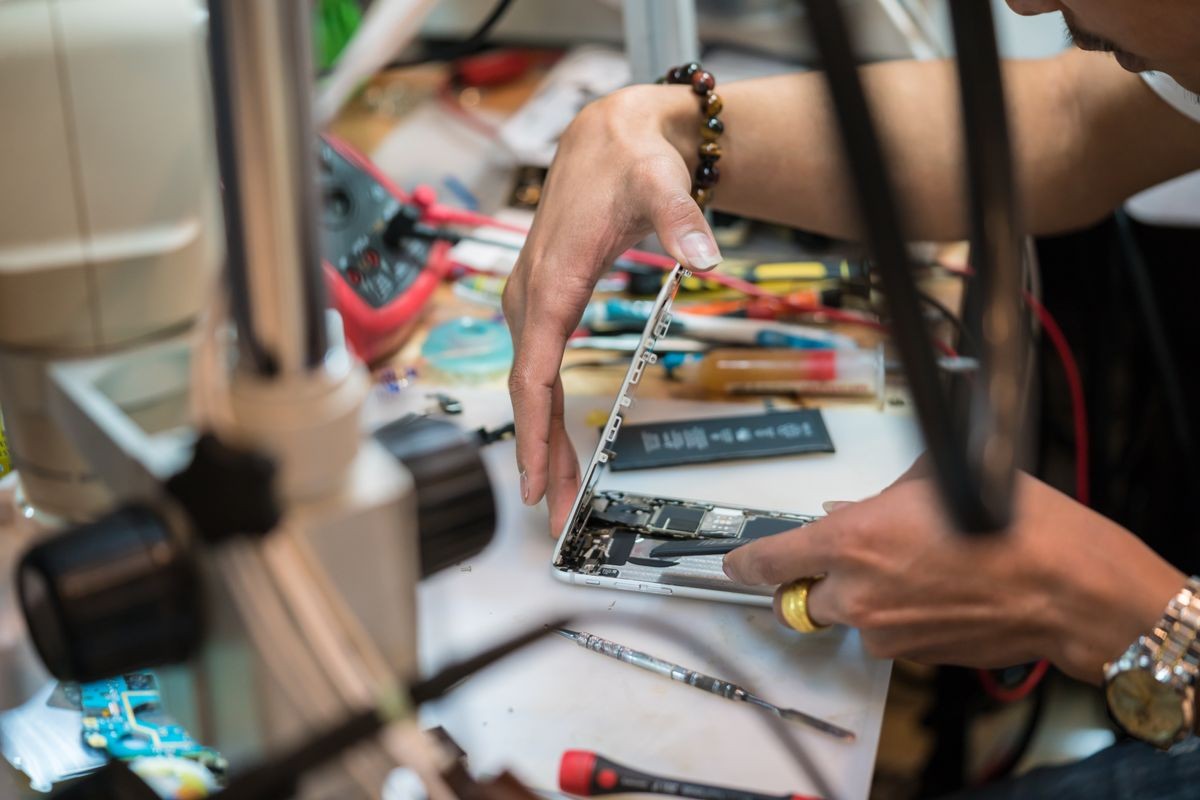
[674,49,1200,239]
[503,50,1200,533]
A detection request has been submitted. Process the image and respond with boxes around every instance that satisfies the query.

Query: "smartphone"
[550,265,817,605]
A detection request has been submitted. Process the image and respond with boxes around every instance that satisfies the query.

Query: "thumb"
[650,190,722,272]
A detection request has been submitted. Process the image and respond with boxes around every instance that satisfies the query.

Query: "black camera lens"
[17,505,203,682]
[374,414,496,577]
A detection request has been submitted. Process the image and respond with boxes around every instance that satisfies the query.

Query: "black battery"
[607,409,834,471]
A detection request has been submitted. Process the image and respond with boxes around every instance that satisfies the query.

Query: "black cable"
[458,0,516,48]
[861,276,980,357]
[216,709,382,800]
[417,610,837,800]
[1112,210,1197,472]
[918,666,972,795]
[975,672,1048,785]
[386,0,516,70]
[798,0,1023,533]
[917,288,976,356]
[474,420,516,446]
[408,616,566,704]
[209,610,837,800]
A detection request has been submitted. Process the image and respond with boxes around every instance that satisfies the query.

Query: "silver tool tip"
[745,693,856,741]
[776,707,857,742]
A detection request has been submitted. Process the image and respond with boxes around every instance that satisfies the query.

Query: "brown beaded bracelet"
[657,62,724,209]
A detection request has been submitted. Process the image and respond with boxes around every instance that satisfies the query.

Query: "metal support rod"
[622,0,700,85]
[208,0,329,377]
[949,1,1025,526]
[799,0,1024,532]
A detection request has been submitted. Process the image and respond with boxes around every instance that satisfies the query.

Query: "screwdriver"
[559,749,822,800]
[553,628,855,742]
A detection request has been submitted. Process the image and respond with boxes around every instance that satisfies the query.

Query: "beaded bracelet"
[657,62,724,209]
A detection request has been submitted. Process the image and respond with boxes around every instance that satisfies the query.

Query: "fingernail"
[822,500,854,513]
[680,231,722,270]
[520,470,531,505]
[723,554,750,583]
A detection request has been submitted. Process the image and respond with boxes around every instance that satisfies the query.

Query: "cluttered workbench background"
[328,54,965,402]
[2,2,1150,798]
[326,49,962,800]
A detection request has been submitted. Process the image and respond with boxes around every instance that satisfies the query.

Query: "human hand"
[724,471,1184,684]
[502,85,723,535]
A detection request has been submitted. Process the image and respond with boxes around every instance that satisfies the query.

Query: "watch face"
[1107,669,1186,746]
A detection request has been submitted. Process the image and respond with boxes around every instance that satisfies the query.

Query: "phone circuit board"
[79,672,226,776]
[552,264,820,600]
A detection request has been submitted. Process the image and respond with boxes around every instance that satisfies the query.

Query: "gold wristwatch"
[1103,576,1200,748]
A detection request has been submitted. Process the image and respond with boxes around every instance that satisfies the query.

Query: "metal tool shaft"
[555,628,854,741]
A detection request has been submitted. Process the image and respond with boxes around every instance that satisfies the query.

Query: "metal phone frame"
[553,264,688,554]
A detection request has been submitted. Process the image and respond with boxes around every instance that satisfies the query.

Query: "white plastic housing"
[0,0,220,519]
[0,0,220,353]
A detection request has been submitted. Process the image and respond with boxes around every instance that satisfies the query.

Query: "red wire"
[932,266,1091,708]
[418,179,961,355]
[969,287,1089,710]
[1027,293,1090,506]
[427,196,939,347]
[411,188,686,274]
[975,659,1051,705]
[935,265,1089,504]
[676,268,960,356]
[417,181,958,349]
[609,254,963,354]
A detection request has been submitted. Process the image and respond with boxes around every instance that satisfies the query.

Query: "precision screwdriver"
[553,627,855,742]
[559,749,822,800]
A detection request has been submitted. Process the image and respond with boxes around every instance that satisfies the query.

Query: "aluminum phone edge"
[549,264,776,605]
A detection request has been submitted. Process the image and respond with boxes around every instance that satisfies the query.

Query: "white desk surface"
[367,388,924,800]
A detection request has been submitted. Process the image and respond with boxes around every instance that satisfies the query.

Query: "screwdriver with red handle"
[558,750,823,800]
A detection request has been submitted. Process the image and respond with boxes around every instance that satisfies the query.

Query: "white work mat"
[376,389,924,800]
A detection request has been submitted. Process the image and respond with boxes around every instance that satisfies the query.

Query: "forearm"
[650,50,1200,240]
[1048,533,1184,685]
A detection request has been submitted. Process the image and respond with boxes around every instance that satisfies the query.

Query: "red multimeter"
[318,135,452,364]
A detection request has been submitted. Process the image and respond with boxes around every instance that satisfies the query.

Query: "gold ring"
[779,577,829,633]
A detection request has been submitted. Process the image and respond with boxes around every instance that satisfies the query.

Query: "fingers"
[647,187,723,272]
[722,519,837,586]
[508,324,566,508]
[546,378,581,536]
[502,100,721,519]
[727,506,859,632]
[505,268,592,508]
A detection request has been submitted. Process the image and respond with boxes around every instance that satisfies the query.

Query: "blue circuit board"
[79,672,226,777]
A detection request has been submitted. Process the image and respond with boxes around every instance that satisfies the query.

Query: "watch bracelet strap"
[1148,575,1200,674]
